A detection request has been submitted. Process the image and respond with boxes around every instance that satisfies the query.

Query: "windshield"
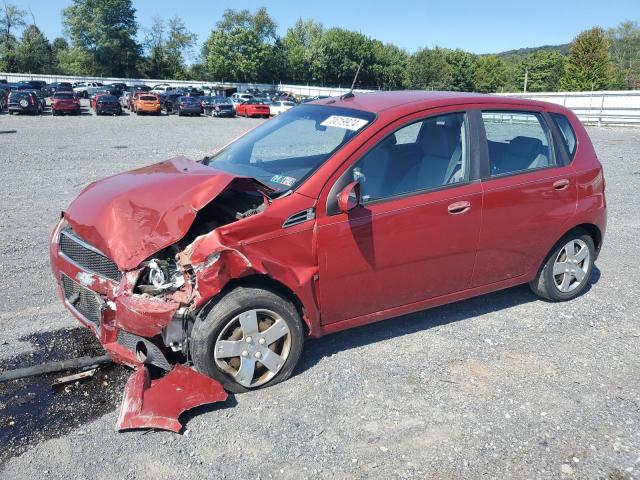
[204,105,375,192]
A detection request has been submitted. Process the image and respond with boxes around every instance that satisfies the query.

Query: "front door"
[316,111,483,325]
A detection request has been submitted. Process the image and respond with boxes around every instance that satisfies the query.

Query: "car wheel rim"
[214,309,291,388]
[553,239,590,293]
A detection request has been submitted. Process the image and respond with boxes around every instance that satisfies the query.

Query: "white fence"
[496,90,640,126]
[2,71,639,126]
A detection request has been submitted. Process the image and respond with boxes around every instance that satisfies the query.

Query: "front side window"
[482,111,553,177]
[345,112,468,203]
[206,105,375,193]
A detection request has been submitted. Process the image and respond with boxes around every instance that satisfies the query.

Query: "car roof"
[309,90,555,115]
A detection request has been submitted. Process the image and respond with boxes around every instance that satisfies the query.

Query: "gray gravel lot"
[0,102,639,479]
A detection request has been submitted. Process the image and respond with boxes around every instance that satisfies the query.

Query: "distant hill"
[496,43,571,58]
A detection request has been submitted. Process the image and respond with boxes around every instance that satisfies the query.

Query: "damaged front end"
[50,156,278,431]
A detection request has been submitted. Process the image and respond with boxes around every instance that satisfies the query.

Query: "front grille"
[60,273,102,325]
[59,228,121,282]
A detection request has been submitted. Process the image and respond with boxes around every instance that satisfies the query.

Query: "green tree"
[445,49,476,91]
[474,55,508,92]
[50,37,70,74]
[201,7,280,82]
[13,25,53,73]
[405,47,451,90]
[0,2,26,71]
[607,21,640,89]
[62,0,141,76]
[520,50,566,91]
[281,18,324,84]
[142,16,197,79]
[560,27,617,91]
[317,28,374,86]
[369,41,407,90]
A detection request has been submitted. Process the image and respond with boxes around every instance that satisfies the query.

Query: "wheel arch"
[195,274,311,336]
[534,222,602,279]
[565,223,602,257]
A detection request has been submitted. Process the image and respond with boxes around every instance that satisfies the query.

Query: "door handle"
[448,201,471,215]
[553,179,570,190]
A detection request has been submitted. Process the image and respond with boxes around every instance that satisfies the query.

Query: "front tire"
[530,229,595,301]
[191,286,304,393]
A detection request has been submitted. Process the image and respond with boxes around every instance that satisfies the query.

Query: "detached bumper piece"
[116,364,228,433]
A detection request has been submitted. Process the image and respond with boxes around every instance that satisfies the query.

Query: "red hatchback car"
[236,99,271,118]
[50,91,606,393]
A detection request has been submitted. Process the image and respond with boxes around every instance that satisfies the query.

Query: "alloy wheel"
[553,239,590,292]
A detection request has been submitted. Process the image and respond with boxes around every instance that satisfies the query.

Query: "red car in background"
[90,93,109,110]
[50,91,606,398]
[51,92,81,116]
[236,99,270,118]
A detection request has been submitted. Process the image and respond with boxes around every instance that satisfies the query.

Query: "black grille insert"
[59,228,121,282]
[60,273,102,325]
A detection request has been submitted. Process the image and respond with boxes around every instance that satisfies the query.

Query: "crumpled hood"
[64,156,270,271]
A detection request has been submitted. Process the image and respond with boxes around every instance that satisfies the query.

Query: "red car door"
[471,109,577,287]
[316,110,483,325]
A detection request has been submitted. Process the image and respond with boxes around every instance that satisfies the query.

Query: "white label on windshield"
[321,115,368,131]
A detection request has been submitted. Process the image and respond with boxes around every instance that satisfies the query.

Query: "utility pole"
[523,68,528,93]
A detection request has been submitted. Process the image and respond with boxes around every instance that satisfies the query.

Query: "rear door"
[316,109,483,325]
[471,109,577,287]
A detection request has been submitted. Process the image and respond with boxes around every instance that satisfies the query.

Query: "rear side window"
[551,113,577,158]
[482,111,553,177]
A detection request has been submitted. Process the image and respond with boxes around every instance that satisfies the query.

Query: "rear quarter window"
[551,113,577,159]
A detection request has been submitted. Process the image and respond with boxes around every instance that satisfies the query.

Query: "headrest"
[508,136,543,156]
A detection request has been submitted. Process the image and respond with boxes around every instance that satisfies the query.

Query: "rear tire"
[529,229,595,302]
[191,286,304,394]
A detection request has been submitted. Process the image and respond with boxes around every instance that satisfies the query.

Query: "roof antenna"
[341,60,363,100]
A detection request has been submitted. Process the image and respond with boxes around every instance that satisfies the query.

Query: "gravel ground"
[0,102,639,479]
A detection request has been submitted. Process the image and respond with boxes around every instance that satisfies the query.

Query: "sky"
[12,0,640,54]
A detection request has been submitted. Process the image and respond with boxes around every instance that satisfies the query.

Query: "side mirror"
[337,181,361,213]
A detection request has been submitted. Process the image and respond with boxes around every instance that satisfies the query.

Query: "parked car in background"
[44,82,73,96]
[230,97,244,111]
[177,96,203,116]
[90,91,111,110]
[161,92,183,114]
[236,98,270,118]
[95,95,122,116]
[120,91,132,109]
[231,92,254,103]
[151,84,174,95]
[135,94,161,115]
[206,96,235,117]
[0,89,7,112]
[17,80,47,91]
[270,100,296,116]
[51,92,81,116]
[128,84,151,92]
[7,90,41,114]
[73,82,103,98]
[23,89,47,111]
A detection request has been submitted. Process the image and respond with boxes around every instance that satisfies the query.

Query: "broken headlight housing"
[136,258,185,295]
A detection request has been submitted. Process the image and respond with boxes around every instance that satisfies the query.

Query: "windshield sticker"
[321,115,369,131]
[270,175,297,187]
